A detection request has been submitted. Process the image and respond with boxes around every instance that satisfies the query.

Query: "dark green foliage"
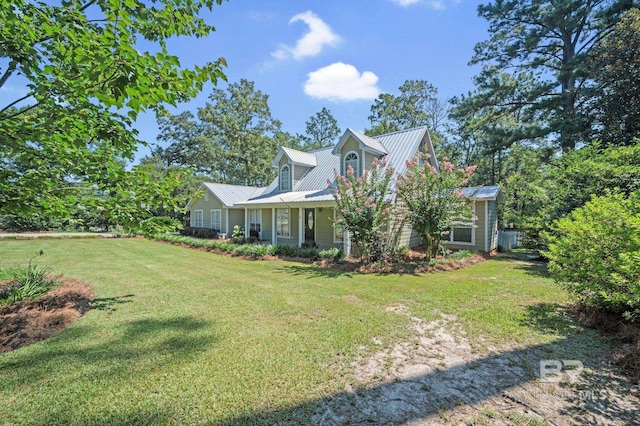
[151,234,322,260]
[181,227,218,239]
[538,142,640,237]
[545,192,640,319]
[587,8,640,146]
[0,251,59,305]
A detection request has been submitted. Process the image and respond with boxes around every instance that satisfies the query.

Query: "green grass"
[0,239,576,424]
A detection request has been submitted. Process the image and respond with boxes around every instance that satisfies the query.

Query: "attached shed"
[444,186,503,253]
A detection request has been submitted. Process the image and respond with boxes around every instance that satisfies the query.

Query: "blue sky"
[132,0,490,161]
[4,0,489,161]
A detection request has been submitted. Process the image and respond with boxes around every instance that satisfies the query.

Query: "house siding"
[364,151,378,171]
[398,225,422,248]
[189,193,225,230]
[293,166,308,183]
[228,209,245,235]
[261,208,272,242]
[446,201,486,251]
[487,200,499,251]
[315,207,343,250]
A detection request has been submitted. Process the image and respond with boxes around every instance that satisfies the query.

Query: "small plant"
[318,247,345,262]
[0,250,59,305]
[231,225,245,244]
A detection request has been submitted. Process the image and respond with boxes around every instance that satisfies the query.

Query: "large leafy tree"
[0,0,226,217]
[472,0,637,151]
[198,79,284,187]
[587,8,640,146]
[366,80,448,137]
[300,107,341,150]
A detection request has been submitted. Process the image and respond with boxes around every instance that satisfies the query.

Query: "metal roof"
[202,183,266,208]
[271,146,317,168]
[373,126,431,178]
[349,129,389,154]
[238,188,335,207]
[332,128,388,156]
[462,186,503,202]
[193,126,459,208]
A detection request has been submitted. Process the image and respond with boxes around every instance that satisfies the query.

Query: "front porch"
[243,205,344,251]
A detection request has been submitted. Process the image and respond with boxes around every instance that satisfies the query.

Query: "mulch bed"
[570,304,640,383]
[0,279,94,353]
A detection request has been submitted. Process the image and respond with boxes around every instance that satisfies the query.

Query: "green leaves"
[545,191,640,319]
[0,0,227,218]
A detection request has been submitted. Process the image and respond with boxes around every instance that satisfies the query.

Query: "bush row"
[152,233,345,261]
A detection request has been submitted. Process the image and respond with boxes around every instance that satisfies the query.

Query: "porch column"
[225,209,229,235]
[298,207,303,247]
[272,207,276,245]
[244,209,248,238]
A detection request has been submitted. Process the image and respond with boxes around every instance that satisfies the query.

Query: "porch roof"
[237,188,335,207]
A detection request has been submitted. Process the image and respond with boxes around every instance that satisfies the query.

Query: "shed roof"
[271,146,317,168]
[202,183,266,208]
[463,186,503,202]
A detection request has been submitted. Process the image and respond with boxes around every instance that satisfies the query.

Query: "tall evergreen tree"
[472,0,637,151]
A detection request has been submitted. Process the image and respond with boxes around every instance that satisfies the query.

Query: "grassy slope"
[0,239,573,424]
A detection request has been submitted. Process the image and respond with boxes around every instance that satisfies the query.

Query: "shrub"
[396,155,476,260]
[0,251,59,305]
[319,247,345,262]
[231,225,245,244]
[329,157,397,263]
[140,216,183,238]
[180,226,218,239]
[544,192,640,320]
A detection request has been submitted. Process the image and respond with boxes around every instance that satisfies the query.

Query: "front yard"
[0,239,637,425]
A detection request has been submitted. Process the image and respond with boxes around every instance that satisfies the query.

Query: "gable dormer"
[272,146,317,192]
[332,129,388,177]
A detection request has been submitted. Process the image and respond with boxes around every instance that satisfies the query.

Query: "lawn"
[0,239,573,425]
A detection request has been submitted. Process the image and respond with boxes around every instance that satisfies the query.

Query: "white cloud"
[390,0,421,6]
[272,11,341,61]
[304,62,380,102]
[430,1,446,10]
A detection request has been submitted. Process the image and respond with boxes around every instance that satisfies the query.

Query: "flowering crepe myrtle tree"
[328,157,396,263]
[396,153,477,259]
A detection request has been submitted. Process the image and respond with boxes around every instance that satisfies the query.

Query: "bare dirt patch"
[313,306,640,425]
[0,279,94,353]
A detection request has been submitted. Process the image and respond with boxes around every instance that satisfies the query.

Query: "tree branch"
[0,61,17,89]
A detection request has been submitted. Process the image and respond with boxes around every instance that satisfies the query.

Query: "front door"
[304,208,315,244]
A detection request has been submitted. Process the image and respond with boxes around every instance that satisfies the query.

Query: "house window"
[280,164,291,191]
[193,210,203,228]
[276,208,290,238]
[204,191,209,202]
[248,209,262,239]
[211,210,221,232]
[333,210,344,243]
[344,151,359,178]
[450,203,475,244]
